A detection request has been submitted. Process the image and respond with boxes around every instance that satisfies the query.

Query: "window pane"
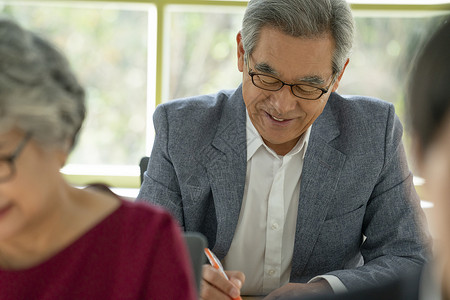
[1,2,154,165]
[165,5,245,101]
[339,15,446,124]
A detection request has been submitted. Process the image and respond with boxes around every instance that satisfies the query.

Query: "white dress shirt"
[223,111,310,295]
[222,111,347,295]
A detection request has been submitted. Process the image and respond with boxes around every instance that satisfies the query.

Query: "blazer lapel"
[198,86,247,259]
[291,95,347,276]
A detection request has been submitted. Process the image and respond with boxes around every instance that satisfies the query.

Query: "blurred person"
[0,16,197,300]
[138,0,429,299]
[283,18,450,300]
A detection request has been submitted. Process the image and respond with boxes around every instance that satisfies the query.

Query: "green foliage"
[2,4,148,165]
[2,3,446,169]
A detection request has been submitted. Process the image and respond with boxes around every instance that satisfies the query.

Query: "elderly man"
[138,0,428,299]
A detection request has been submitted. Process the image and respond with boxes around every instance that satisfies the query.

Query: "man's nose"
[270,85,298,115]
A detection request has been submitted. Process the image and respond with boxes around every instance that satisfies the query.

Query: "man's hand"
[200,264,245,300]
[263,280,333,300]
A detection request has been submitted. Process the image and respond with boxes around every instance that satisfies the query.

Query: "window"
[164,5,244,101]
[341,15,446,119]
[1,1,156,191]
[1,1,449,193]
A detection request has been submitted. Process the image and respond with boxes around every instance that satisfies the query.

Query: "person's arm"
[263,280,332,300]
[308,275,347,293]
[137,104,185,227]
[138,103,245,300]
[325,104,429,289]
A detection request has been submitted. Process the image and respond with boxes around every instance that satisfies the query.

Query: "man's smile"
[271,115,286,122]
[265,111,296,125]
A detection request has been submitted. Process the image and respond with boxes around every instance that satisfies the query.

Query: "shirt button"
[268,269,276,276]
[271,222,279,230]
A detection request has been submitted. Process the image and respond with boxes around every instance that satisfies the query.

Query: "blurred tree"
[1,4,149,165]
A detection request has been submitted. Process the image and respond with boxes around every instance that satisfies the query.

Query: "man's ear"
[236,31,245,73]
[331,58,350,92]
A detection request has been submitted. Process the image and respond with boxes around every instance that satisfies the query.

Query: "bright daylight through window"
[0,0,448,191]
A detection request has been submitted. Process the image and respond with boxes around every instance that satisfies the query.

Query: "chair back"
[139,156,149,185]
[184,232,207,294]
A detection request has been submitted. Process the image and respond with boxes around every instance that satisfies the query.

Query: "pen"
[204,248,242,300]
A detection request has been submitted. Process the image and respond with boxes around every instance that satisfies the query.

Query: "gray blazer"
[138,85,428,290]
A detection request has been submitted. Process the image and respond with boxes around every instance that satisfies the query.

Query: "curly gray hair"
[0,16,85,150]
[241,0,355,75]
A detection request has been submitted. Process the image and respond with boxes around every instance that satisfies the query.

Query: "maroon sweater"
[0,200,197,300]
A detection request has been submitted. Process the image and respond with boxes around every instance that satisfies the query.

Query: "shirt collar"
[246,110,311,161]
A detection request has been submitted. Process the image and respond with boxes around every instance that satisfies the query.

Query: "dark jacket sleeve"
[326,103,430,289]
[138,104,185,227]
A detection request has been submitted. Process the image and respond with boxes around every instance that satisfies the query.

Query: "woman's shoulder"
[84,184,180,236]
[117,199,176,225]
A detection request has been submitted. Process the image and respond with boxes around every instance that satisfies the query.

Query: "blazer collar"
[209,88,341,154]
[291,93,347,275]
[198,85,247,258]
[212,85,247,157]
[198,90,346,260]
[311,92,341,143]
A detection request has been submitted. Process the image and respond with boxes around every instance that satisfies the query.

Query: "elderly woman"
[0,17,197,299]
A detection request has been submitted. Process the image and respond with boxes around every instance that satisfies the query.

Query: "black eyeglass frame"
[246,60,336,100]
[0,132,32,183]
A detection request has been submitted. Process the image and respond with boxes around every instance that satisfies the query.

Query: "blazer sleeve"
[137,104,185,228]
[326,103,430,288]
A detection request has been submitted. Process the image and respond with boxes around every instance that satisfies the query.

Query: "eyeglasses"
[0,133,32,183]
[247,62,335,100]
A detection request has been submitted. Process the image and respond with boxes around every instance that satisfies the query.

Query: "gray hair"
[241,0,355,75]
[0,16,85,150]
